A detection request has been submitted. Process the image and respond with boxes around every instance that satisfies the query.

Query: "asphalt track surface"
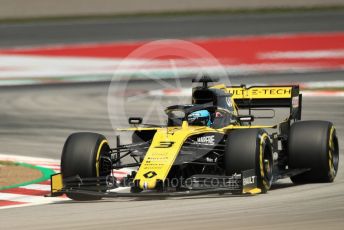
[0,10,344,47]
[1,77,344,230]
[1,11,344,230]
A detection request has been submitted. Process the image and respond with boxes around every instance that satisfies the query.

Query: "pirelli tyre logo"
[292,96,299,108]
[143,171,157,178]
[197,135,215,145]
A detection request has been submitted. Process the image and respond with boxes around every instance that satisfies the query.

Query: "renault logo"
[143,171,157,178]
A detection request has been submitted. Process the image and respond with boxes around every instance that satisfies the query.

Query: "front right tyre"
[61,132,111,200]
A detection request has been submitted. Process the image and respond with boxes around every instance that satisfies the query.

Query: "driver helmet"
[187,110,212,126]
[215,108,231,118]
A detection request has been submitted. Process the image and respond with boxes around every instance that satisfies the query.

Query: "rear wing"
[224,85,302,120]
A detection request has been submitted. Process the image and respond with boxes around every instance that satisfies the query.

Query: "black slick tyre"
[288,120,339,183]
[224,129,273,193]
[61,132,111,200]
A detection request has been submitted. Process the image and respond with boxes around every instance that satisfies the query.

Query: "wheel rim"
[328,127,339,179]
[263,145,273,187]
[259,133,273,190]
[96,140,111,177]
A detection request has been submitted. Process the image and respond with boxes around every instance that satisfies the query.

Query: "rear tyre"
[224,129,273,193]
[288,121,339,183]
[61,132,111,200]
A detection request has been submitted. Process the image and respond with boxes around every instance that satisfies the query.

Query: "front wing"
[48,169,262,198]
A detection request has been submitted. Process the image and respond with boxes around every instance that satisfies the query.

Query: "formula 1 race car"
[49,77,339,200]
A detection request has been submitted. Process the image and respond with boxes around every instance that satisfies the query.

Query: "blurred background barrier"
[1,0,344,20]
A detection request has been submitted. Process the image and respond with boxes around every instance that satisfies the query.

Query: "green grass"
[1,5,344,24]
[0,162,55,190]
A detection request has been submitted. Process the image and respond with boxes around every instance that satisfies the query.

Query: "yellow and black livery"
[50,77,339,200]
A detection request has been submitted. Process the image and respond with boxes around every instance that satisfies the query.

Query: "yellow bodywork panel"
[221,125,277,131]
[117,127,160,131]
[51,173,63,195]
[134,121,222,189]
[243,188,262,195]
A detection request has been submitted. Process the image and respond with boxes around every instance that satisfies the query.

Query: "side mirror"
[237,115,254,122]
[128,117,143,125]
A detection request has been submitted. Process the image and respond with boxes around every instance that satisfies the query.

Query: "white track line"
[0,54,342,79]
[259,49,344,59]
[0,193,66,203]
[20,184,51,191]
